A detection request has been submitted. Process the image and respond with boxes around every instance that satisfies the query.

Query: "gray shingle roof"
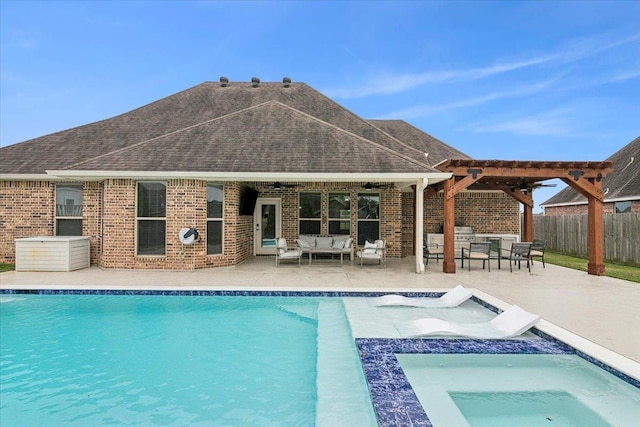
[541,135,640,206]
[1,81,456,176]
[366,119,472,165]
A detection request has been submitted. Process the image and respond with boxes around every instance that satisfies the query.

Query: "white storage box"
[15,236,90,272]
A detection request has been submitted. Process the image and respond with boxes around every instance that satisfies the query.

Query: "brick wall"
[0,181,55,263]
[2,180,520,268]
[99,179,247,269]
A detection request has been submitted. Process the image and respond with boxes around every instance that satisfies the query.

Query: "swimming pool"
[1,290,639,427]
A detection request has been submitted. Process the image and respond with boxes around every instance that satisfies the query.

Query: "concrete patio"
[2,255,639,379]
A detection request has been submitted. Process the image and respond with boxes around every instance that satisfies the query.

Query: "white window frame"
[328,192,351,235]
[299,192,322,235]
[207,183,224,255]
[55,183,83,236]
[136,181,167,257]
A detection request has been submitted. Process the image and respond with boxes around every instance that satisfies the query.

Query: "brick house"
[0,78,520,270]
[541,136,640,215]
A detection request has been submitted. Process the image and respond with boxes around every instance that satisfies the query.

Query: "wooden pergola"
[428,159,613,275]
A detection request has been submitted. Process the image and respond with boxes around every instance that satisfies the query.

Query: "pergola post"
[523,203,534,242]
[443,177,456,273]
[587,181,605,275]
[415,179,426,273]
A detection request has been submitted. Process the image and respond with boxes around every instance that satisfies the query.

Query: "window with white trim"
[207,183,224,255]
[328,192,350,235]
[55,183,83,236]
[357,193,379,245]
[137,182,166,256]
[299,192,321,235]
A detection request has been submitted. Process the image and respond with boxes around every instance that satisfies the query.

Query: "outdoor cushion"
[331,239,346,249]
[395,305,540,338]
[297,235,316,249]
[371,285,472,308]
[316,236,334,249]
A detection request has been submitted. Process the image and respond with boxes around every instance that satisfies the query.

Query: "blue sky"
[1,1,639,211]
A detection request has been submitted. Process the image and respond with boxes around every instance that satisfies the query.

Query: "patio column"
[443,177,456,273]
[415,179,426,273]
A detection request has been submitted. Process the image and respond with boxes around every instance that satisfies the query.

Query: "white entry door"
[254,198,281,255]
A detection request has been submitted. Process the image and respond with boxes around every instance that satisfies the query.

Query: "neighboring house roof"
[0,80,461,179]
[541,135,640,207]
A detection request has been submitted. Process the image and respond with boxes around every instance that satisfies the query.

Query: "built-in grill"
[454,226,475,243]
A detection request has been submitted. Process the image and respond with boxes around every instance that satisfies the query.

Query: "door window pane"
[262,204,276,247]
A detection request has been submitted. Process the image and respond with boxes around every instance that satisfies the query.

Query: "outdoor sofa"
[296,235,354,265]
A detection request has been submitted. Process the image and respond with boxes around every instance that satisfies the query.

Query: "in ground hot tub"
[15,236,90,272]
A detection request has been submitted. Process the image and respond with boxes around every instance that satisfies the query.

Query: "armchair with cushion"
[530,239,547,268]
[356,239,386,267]
[275,238,302,266]
[504,242,532,272]
[423,236,444,265]
[461,242,491,271]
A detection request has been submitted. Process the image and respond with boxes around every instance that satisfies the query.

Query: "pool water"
[0,294,376,426]
[397,353,640,427]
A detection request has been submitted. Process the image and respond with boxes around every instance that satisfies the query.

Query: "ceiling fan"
[508,181,557,191]
[269,182,296,190]
[362,182,391,191]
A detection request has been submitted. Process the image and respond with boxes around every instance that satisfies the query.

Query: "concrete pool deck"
[2,256,639,379]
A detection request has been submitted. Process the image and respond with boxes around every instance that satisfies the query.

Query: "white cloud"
[378,77,561,120]
[459,108,579,137]
[325,31,640,99]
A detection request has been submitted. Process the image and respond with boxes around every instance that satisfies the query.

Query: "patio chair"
[370,285,473,308]
[395,305,540,338]
[275,238,302,266]
[356,239,386,267]
[423,236,444,265]
[505,242,532,272]
[461,242,491,271]
[530,239,547,268]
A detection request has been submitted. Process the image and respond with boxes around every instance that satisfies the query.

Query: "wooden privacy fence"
[533,213,640,265]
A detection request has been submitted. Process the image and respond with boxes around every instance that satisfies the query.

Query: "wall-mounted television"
[239,187,259,216]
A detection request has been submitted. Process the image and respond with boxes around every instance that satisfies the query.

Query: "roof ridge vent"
[282,77,291,87]
[251,77,260,87]
[219,76,229,87]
